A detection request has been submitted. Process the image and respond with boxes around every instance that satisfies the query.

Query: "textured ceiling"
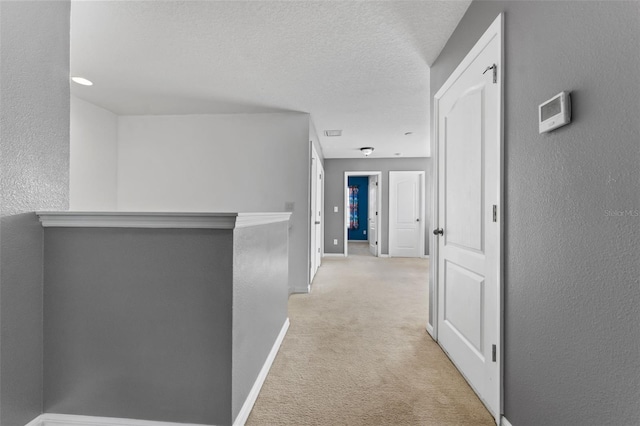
[71,1,471,158]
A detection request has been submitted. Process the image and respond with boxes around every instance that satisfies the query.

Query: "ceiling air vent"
[324,130,342,137]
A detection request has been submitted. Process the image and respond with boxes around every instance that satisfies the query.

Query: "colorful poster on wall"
[349,185,359,230]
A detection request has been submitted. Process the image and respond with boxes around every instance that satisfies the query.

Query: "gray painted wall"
[431,1,639,424]
[116,113,310,294]
[323,158,432,255]
[232,223,289,420]
[44,228,235,425]
[0,2,70,425]
[43,222,290,425]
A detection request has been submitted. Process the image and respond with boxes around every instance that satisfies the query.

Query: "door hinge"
[483,64,497,84]
[376,241,378,245]
[492,205,497,222]
[492,344,497,362]
[376,182,379,186]
[376,211,378,216]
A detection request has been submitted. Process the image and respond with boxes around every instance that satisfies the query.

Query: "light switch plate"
[334,206,339,213]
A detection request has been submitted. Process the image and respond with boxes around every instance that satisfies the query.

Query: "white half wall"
[116,112,311,293]
[70,96,118,210]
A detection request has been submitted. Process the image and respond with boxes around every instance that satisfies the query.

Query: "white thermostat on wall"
[539,91,571,134]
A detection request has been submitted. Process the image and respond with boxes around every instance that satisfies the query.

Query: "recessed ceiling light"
[404,132,413,136]
[324,130,342,137]
[71,76,93,86]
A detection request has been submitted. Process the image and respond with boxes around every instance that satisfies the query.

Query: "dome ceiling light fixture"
[360,147,374,157]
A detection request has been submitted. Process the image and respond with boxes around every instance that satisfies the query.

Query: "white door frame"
[429,13,504,424]
[310,144,324,285]
[343,171,382,257]
[388,171,426,258]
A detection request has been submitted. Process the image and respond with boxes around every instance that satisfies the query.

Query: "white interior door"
[434,15,502,420]
[315,160,324,270]
[389,171,423,257]
[368,175,378,256]
[310,146,321,283]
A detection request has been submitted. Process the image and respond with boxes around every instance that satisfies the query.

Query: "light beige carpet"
[247,255,494,426]
[348,241,373,257]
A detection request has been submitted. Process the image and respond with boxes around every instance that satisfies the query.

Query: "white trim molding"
[25,319,290,426]
[323,253,346,258]
[28,413,215,426]
[233,318,290,426]
[426,323,435,339]
[24,416,44,426]
[501,416,513,426]
[235,213,292,229]
[36,212,291,230]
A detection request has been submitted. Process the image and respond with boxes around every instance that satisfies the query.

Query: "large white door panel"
[396,181,417,223]
[389,171,423,258]
[443,261,484,354]
[444,87,484,253]
[434,14,502,420]
[396,229,419,248]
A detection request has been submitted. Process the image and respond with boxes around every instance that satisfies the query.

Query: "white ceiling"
[71,1,471,158]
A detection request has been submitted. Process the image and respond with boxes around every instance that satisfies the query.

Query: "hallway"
[247,255,494,425]
[348,241,374,257]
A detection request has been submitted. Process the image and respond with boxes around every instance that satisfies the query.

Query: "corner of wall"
[308,116,325,164]
[0,1,70,425]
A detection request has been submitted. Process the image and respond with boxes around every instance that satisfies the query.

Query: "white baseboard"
[426,323,435,339]
[232,317,290,426]
[379,254,389,258]
[323,253,345,257]
[25,415,44,426]
[26,319,290,426]
[30,413,213,426]
[501,416,513,426]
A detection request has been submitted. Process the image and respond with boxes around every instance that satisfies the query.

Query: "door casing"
[429,13,504,425]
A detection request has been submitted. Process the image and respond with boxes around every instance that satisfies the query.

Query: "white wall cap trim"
[30,413,215,426]
[36,212,291,229]
[235,212,292,228]
[501,416,513,426]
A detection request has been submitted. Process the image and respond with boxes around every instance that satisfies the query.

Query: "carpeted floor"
[247,255,494,426]
[348,241,373,257]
